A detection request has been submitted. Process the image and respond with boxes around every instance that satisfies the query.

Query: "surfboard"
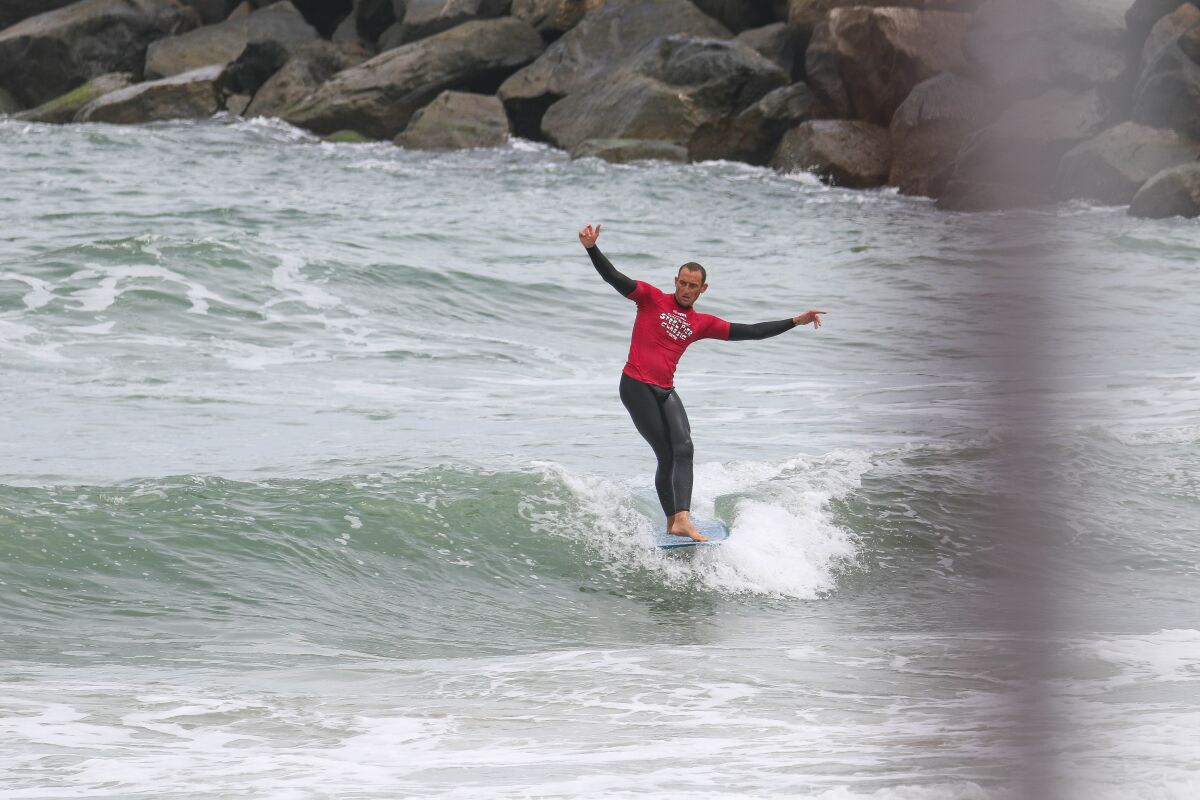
[656,520,730,550]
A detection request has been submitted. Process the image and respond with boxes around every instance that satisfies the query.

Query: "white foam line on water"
[266,253,344,312]
[0,271,55,310]
[59,263,237,315]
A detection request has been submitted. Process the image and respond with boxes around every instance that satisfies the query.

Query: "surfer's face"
[674,268,706,308]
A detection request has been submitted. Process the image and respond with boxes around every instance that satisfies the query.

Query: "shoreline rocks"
[144,1,318,80]
[771,119,892,188]
[394,90,511,149]
[284,17,543,139]
[77,64,229,123]
[0,0,200,107]
[0,0,1197,218]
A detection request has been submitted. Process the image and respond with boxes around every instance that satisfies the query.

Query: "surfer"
[579,223,825,542]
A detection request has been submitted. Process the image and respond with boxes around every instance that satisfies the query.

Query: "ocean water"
[1,116,1197,799]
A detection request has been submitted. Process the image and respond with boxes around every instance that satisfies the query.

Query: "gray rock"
[691,0,774,33]
[14,72,134,123]
[771,119,891,188]
[1132,10,1200,138]
[804,19,851,118]
[144,1,318,80]
[225,92,252,114]
[394,90,510,149]
[940,88,1110,208]
[0,0,78,31]
[735,22,800,79]
[510,0,598,40]
[76,64,228,123]
[827,6,971,125]
[284,17,543,139]
[392,0,511,44]
[0,0,200,108]
[689,82,824,164]
[1055,121,1200,203]
[540,35,786,150]
[377,21,405,50]
[571,138,689,163]
[889,72,996,197]
[245,41,368,118]
[497,0,731,138]
[1128,162,1200,216]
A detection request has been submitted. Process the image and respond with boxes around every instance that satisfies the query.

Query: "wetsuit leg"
[619,374,694,517]
[660,388,694,514]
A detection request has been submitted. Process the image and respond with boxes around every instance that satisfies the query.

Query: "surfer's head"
[674,263,707,308]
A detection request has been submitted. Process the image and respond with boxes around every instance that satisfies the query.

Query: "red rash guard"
[623,280,730,388]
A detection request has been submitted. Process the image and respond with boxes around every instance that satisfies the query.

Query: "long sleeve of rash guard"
[587,246,636,297]
[727,318,796,341]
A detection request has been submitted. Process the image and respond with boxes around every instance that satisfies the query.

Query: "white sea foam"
[0,271,55,309]
[530,449,869,598]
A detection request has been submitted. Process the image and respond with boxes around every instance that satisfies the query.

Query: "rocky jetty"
[0,0,1197,217]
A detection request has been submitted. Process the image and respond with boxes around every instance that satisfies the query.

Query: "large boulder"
[0,0,200,108]
[771,119,892,188]
[1131,10,1200,138]
[804,19,851,118]
[283,17,544,139]
[144,1,318,79]
[1055,122,1200,203]
[1128,162,1200,216]
[689,81,824,164]
[510,0,600,41]
[825,6,971,125]
[384,0,510,47]
[735,22,801,79]
[889,72,996,197]
[0,0,78,31]
[393,90,510,149]
[540,35,786,150]
[245,40,368,117]
[963,0,1133,105]
[497,0,730,138]
[787,0,979,35]
[939,88,1110,209]
[571,138,689,162]
[76,64,228,123]
[14,72,134,123]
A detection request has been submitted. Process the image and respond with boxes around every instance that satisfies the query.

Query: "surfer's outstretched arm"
[579,223,636,297]
[727,310,825,340]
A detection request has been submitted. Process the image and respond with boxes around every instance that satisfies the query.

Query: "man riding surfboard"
[579,223,826,542]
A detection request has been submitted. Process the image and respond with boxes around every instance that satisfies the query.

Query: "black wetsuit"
[589,245,796,517]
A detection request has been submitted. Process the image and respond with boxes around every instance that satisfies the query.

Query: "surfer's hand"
[794,310,825,328]
[578,223,601,249]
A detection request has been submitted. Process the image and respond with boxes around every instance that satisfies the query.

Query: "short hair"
[678,261,706,284]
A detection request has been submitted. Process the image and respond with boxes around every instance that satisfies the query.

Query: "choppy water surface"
[1,117,1197,799]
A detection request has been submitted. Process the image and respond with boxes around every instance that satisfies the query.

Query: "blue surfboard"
[656,520,730,550]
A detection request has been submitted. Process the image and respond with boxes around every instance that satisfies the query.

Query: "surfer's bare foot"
[667,512,707,542]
